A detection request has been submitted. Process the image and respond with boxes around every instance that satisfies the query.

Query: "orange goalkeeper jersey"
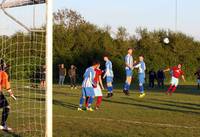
[0,71,10,91]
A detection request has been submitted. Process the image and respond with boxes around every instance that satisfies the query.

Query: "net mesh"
[0,0,46,136]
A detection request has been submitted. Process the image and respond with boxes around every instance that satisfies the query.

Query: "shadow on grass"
[147,85,200,95]
[123,97,200,111]
[53,99,77,110]
[103,98,200,115]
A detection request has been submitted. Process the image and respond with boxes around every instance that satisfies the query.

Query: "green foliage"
[53,9,200,82]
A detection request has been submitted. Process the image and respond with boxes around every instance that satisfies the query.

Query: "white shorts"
[94,84,103,97]
[197,79,200,84]
[170,77,179,87]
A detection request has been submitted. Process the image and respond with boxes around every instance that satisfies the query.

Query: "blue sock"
[108,86,113,93]
[124,83,127,90]
[79,97,85,108]
[88,97,94,108]
[139,85,144,93]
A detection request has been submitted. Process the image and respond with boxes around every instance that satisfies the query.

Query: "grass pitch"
[53,83,200,137]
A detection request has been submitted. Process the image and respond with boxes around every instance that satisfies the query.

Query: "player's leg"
[85,97,89,108]
[106,77,113,98]
[85,88,95,111]
[138,74,146,98]
[95,85,103,109]
[78,88,86,111]
[123,70,132,95]
[0,93,12,131]
[170,78,179,95]
[166,77,175,94]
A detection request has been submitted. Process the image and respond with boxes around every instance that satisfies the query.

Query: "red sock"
[167,85,173,92]
[171,86,177,93]
[96,96,102,107]
[85,97,89,107]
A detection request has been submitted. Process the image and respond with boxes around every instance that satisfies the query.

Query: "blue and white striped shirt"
[105,60,114,77]
[134,61,146,74]
[82,67,95,88]
[125,54,133,70]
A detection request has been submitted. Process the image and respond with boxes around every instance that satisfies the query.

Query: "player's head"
[177,64,182,69]
[61,64,64,68]
[92,60,100,69]
[103,55,109,61]
[128,48,133,55]
[139,55,144,61]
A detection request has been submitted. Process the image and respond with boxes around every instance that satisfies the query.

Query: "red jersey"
[171,66,184,78]
[94,69,103,83]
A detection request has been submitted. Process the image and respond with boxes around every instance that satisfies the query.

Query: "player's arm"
[99,75,104,90]
[133,63,140,69]
[182,75,186,82]
[3,74,16,100]
[103,65,109,79]
[163,68,170,72]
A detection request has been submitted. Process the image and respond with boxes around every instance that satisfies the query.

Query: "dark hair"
[139,55,144,58]
[92,60,100,65]
[103,54,109,58]
[128,48,134,51]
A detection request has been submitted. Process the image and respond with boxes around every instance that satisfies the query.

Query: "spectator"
[157,69,165,89]
[58,64,66,86]
[149,69,157,88]
[68,65,77,89]
[40,65,46,88]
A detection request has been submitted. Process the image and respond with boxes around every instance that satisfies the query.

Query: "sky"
[53,0,200,41]
[0,0,199,40]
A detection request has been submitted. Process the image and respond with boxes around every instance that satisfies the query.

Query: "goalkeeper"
[0,63,16,131]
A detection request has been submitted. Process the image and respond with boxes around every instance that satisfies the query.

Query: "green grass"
[53,83,200,137]
[0,83,45,137]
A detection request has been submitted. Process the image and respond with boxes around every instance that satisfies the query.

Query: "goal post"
[45,0,52,137]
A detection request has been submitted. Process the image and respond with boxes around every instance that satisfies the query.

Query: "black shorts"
[0,92,9,108]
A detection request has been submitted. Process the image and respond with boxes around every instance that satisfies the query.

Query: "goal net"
[0,0,47,136]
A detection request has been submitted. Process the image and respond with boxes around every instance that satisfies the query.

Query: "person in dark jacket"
[157,69,165,89]
[68,65,77,89]
[194,67,200,89]
[149,69,157,88]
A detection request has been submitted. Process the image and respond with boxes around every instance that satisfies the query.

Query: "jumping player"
[123,48,134,95]
[103,55,114,98]
[0,65,16,131]
[133,55,146,98]
[194,67,200,89]
[78,61,99,112]
[164,64,186,95]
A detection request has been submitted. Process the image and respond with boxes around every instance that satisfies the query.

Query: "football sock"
[167,85,173,92]
[96,96,102,107]
[1,107,9,126]
[88,97,94,108]
[79,97,85,108]
[107,86,113,93]
[124,83,130,91]
[139,85,144,93]
[171,86,177,93]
